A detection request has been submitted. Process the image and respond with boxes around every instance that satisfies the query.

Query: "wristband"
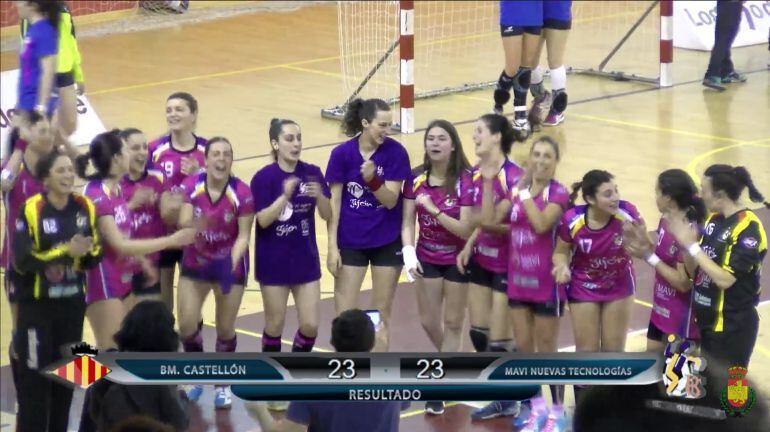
[688,243,701,257]
[518,189,532,201]
[365,175,384,192]
[1,169,13,182]
[646,254,661,267]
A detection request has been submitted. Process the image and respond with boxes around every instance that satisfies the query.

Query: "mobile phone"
[365,309,382,331]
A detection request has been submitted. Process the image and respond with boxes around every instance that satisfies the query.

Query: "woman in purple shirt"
[325,98,411,352]
[251,119,331,354]
[624,169,706,351]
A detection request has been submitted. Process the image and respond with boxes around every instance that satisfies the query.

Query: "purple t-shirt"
[650,218,699,339]
[471,159,523,273]
[251,161,330,285]
[325,136,411,249]
[120,168,169,266]
[1,163,44,272]
[403,167,474,265]
[83,180,134,303]
[287,401,410,432]
[557,200,641,302]
[17,19,57,111]
[179,173,254,279]
[508,180,570,304]
[148,134,207,191]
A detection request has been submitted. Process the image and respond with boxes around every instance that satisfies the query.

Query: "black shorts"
[420,261,468,283]
[159,249,183,269]
[180,266,247,287]
[132,273,161,296]
[508,298,565,317]
[466,258,507,293]
[55,71,75,88]
[543,19,572,30]
[647,321,668,342]
[501,24,542,37]
[340,238,403,268]
[699,310,759,368]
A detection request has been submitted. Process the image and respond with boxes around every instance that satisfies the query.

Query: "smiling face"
[424,126,454,165]
[124,132,148,173]
[205,139,233,182]
[25,117,54,155]
[529,141,558,182]
[165,97,196,133]
[44,154,75,196]
[586,180,620,215]
[273,123,302,164]
[362,109,392,145]
[472,119,499,158]
[110,141,129,178]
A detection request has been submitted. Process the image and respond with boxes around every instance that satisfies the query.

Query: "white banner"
[1,68,106,159]
[674,1,770,51]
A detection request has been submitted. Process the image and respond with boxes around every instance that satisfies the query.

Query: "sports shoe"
[214,386,233,410]
[512,117,532,140]
[542,110,565,126]
[721,71,747,83]
[471,401,520,421]
[540,413,568,432]
[424,401,445,415]
[702,76,725,91]
[267,400,290,411]
[519,408,546,431]
[186,385,204,402]
[513,403,531,428]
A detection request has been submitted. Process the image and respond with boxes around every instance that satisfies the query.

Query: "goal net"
[323,1,663,129]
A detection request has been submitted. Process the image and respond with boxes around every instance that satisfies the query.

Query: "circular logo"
[45,265,65,283]
[278,202,294,222]
[347,182,364,199]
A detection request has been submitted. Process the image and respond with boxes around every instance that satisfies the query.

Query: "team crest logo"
[193,207,203,218]
[299,182,310,195]
[721,366,755,417]
[278,202,294,222]
[76,213,88,230]
[224,211,234,223]
[663,335,707,399]
[719,230,731,242]
[47,343,110,389]
[376,166,384,177]
[613,233,623,247]
[347,182,364,198]
[742,237,758,249]
[444,198,456,208]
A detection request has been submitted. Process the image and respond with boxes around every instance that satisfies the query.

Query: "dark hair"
[75,129,124,180]
[658,169,707,224]
[35,148,68,181]
[569,169,614,207]
[118,128,143,141]
[331,309,375,353]
[204,136,231,158]
[422,119,471,197]
[26,109,46,126]
[110,416,174,432]
[27,1,61,33]
[531,136,561,161]
[113,301,179,352]
[478,113,525,155]
[268,118,299,162]
[342,98,391,137]
[166,92,198,114]
[704,164,769,209]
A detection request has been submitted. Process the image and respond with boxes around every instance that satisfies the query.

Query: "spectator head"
[331,309,375,353]
[113,300,179,352]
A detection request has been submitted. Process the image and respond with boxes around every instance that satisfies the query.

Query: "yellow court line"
[202,320,332,353]
[400,402,459,419]
[280,65,400,89]
[568,113,743,144]
[685,141,770,179]
[634,299,653,308]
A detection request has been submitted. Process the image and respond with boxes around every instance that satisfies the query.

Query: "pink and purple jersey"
[507,180,570,304]
[251,161,330,285]
[325,136,411,249]
[2,163,44,273]
[83,180,134,304]
[557,200,641,302]
[148,134,207,191]
[179,173,254,282]
[471,159,523,273]
[650,218,699,339]
[120,168,168,266]
[403,167,474,265]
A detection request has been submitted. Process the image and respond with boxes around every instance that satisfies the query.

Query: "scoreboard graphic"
[49,352,664,401]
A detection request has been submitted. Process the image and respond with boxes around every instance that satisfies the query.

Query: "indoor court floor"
[0,2,769,431]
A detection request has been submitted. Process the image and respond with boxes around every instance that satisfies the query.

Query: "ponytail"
[704,164,770,209]
[74,152,91,179]
[658,169,707,224]
[569,181,582,208]
[569,170,614,208]
[733,166,770,209]
[341,98,390,137]
[479,113,526,155]
[77,129,124,181]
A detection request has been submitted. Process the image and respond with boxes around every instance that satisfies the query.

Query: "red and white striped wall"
[400,0,415,133]
[660,0,673,87]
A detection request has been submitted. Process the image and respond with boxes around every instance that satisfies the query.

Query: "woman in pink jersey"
[120,128,172,302]
[176,137,255,410]
[76,130,196,349]
[401,120,473,415]
[623,169,705,351]
[458,114,524,421]
[480,137,569,427]
[552,169,642,403]
[149,92,208,312]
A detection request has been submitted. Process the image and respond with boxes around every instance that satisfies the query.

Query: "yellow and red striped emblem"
[49,355,111,388]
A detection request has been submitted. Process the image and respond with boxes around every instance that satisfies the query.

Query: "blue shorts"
[544,0,572,30]
[500,0,543,27]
